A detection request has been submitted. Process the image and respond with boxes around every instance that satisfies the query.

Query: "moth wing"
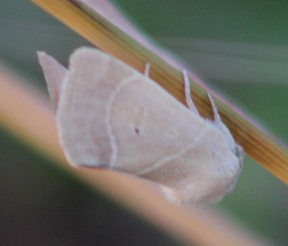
[57,47,207,172]
[37,52,67,111]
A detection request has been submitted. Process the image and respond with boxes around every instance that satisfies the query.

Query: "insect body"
[38,47,243,205]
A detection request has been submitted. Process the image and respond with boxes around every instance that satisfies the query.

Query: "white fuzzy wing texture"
[37,52,67,111]
[57,48,205,169]
[43,47,242,205]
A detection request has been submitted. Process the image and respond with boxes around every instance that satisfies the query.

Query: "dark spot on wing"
[134,128,140,134]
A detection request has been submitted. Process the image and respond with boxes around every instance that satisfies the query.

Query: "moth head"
[208,96,244,171]
[184,115,244,205]
[233,143,244,168]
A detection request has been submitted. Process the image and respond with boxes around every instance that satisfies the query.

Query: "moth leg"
[183,70,200,115]
[207,94,221,124]
[144,63,150,77]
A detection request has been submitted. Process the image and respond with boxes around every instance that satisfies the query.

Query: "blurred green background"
[1,0,288,245]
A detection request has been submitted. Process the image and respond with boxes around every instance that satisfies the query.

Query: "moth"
[38,47,244,205]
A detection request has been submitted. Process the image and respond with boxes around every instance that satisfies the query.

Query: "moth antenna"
[144,63,150,77]
[207,94,221,124]
[183,70,200,115]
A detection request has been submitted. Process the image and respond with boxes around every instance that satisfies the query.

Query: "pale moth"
[38,47,244,205]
